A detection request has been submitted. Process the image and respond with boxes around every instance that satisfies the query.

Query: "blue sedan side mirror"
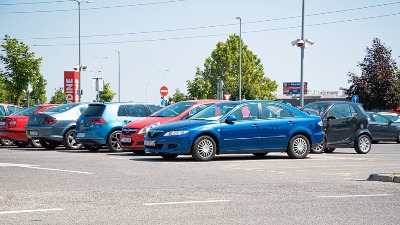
[225,115,237,123]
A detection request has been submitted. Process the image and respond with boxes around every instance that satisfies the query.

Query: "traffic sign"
[351,95,359,103]
[160,86,168,96]
[224,94,231,100]
[161,99,168,106]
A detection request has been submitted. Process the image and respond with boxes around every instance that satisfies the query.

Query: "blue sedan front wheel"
[191,135,217,161]
[287,134,310,159]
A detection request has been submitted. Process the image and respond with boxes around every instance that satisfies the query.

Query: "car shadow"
[130,154,291,162]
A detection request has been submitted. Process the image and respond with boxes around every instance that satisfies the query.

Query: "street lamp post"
[115,50,121,101]
[144,82,151,102]
[236,17,242,101]
[94,56,108,78]
[75,0,92,102]
[158,69,169,86]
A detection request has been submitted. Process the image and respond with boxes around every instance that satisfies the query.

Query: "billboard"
[64,71,79,102]
[283,82,308,95]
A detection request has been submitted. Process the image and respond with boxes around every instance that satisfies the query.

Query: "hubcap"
[197,139,214,158]
[111,132,121,150]
[293,138,307,155]
[359,137,370,152]
[68,132,81,148]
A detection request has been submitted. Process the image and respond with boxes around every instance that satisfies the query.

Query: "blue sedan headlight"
[164,130,189,136]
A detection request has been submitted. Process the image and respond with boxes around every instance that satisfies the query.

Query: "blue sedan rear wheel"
[287,134,309,159]
[191,135,216,161]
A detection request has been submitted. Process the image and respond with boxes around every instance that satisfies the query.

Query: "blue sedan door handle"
[287,121,295,125]
[252,124,260,128]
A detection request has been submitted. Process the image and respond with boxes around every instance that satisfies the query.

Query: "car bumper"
[311,131,325,149]
[25,127,63,142]
[74,130,107,145]
[0,129,28,142]
[144,135,192,154]
[120,133,145,149]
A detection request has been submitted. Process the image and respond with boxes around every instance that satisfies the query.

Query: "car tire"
[160,154,178,160]
[252,153,268,157]
[191,135,217,161]
[310,139,326,154]
[39,140,59,150]
[82,144,101,152]
[133,150,146,155]
[287,134,309,159]
[0,138,14,146]
[13,141,29,148]
[324,148,336,153]
[107,130,123,152]
[29,139,42,148]
[396,132,400,144]
[63,129,82,150]
[355,135,371,154]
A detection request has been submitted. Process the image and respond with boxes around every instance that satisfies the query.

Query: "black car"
[366,112,400,143]
[302,101,372,154]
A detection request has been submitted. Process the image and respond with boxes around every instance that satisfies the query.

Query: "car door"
[219,103,262,152]
[373,114,398,140]
[260,103,296,150]
[324,103,356,144]
[366,113,382,140]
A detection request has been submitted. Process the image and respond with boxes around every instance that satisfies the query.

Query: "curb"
[367,173,400,183]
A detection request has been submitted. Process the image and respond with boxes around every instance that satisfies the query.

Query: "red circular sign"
[160,86,169,96]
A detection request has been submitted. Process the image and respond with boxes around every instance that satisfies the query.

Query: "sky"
[1,0,399,105]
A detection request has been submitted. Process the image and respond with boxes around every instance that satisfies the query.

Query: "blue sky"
[1,0,399,104]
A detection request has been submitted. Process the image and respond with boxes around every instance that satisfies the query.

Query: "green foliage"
[0,35,47,106]
[50,87,67,104]
[168,88,188,103]
[342,38,399,110]
[187,34,277,100]
[99,82,116,102]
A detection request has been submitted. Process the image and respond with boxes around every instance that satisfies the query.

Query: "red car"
[120,99,225,154]
[0,104,59,147]
[0,103,22,146]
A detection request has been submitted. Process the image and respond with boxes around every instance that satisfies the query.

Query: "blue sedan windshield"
[190,102,238,120]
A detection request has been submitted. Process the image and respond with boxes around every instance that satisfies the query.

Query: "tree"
[0,35,47,106]
[342,38,399,110]
[168,88,188,103]
[98,82,116,102]
[50,87,67,104]
[187,34,278,100]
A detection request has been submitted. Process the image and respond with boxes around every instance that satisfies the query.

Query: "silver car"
[25,103,88,150]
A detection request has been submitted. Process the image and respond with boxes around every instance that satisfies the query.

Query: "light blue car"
[75,102,162,152]
[144,101,324,161]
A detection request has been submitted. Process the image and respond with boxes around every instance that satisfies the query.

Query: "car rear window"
[46,103,79,113]
[11,106,41,116]
[82,104,106,116]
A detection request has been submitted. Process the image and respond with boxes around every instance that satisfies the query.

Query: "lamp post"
[158,69,169,85]
[236,17,242,101]
[115,50,121,101]
[94,56,108,78]
[144,82,151,102]
[75,0,92,102]
[291,0,313,107]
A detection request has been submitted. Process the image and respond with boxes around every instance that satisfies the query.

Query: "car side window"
[0,106,6,116]
[126,105,147,117]
[328,104,349,119]
[231,104,258,121]
[147,105,162,114]
[117,106,127,116]
[349,105,357,117]
[374,114,390,123]
[189,104,213,117]
[261,103,294,119]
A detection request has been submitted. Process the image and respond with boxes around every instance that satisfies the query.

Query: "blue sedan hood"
[150,119,218,131]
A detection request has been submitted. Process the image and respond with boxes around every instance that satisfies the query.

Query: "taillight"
[43,116,57,124]
[7,119,17,128]
[89,118,106,124]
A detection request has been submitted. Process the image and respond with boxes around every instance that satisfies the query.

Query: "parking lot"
[1,144,399,225]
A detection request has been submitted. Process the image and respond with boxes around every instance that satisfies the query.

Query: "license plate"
[120,137,131,143]
[29,131,39,136]
[76,133,85,138]
[0,121,5,126]
[144,140,156,146]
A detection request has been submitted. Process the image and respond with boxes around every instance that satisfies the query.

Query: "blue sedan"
[144,101,324,161]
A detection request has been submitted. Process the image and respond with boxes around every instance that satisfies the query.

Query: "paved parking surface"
[0,143,399,225]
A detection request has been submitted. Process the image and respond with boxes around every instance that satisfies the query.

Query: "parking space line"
[0,163,93,175]
[0,208,64,215]
[144,200,230,206]
[317,194,391,198]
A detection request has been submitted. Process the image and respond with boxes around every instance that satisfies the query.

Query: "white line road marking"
[144,200,231,206]
[0,163,93,174]
[317,194,391,198]
[108,157,127,160]
[0,208,64,215]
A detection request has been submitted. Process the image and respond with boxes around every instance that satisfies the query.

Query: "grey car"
[25,103,88,150]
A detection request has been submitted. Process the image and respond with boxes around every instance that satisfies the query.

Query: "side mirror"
[225,115,237,123]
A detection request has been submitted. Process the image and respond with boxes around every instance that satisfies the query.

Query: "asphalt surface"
[0,143,399,225]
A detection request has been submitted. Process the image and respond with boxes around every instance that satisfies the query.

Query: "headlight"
[318,121,323,126]
[164,130,189,136]
[138,122,161,134]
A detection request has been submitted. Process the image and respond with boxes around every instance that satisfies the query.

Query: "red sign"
[160,86,168,96]
[224,94,231,100]
[64,71,80,102]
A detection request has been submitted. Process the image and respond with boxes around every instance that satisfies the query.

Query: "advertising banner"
[64,71,79,102]
[283,82,308,95]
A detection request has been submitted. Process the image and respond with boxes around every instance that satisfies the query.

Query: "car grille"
[148,131,163,138]
[121,128,139,135]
